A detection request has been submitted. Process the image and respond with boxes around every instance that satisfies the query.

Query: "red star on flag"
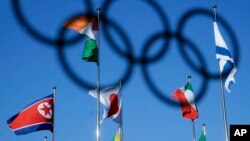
[39,104,51,117]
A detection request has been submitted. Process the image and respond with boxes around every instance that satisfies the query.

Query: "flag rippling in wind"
[172,82,198,120]
[214,21,237,93]
[7,94,54,135]
[89,86,122,124]
[64,16,98,63]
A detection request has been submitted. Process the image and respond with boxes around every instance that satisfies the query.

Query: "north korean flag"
[7,94,54,135]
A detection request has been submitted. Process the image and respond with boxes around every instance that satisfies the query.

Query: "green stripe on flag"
[185,82,193,91]
[199,133,206,141]
[82,39,98,63]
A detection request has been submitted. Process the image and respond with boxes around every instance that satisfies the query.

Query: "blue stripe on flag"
[14,123,53,135]
[222,61,234,73]
[216,46,233,58]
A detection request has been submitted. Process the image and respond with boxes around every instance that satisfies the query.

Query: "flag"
[112,130,121,141]
[64,16,98,63]
[82,39,98,62]
[199,124,206,141]
[64,16,98,39]
[172,82,198,120]
[7,94,53,135]
[214,21,237,93]
[89,86,122,124]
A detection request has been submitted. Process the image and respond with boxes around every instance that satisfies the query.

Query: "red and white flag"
[7,94,53,135]
[89,86,122,124]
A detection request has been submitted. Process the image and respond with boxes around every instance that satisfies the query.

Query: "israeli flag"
[214,21,237,93]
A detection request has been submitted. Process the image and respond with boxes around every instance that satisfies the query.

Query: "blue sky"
[1,0,250,141]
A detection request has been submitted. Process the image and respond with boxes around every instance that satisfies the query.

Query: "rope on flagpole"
[52,86,56,141]
[96,7,101,141]
[213,5,229,141]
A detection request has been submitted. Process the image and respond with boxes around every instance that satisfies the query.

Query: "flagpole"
[213,5,217,21]
[213,5,229,141]
[188,75,196,141]
[191,120,196,141]
[218,62,229,141]
[203,123,206,137]
[52,86,56,141]
[96,8,101,141]
[44,136,47,141]
[119,80,124,141]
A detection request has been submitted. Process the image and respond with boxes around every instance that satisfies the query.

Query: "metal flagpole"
[191,120,196,141]
[188,75,196,141]
[96,8,101,141]
[52,86,56,141]
[119,80,123,141]
[213,5,229,141]
[203,123,206,137]
[118,126,122,141]
[218,61,229,141]
[44,136,48,141]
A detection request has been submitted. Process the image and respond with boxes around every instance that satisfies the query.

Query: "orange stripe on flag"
[64,16,97,31]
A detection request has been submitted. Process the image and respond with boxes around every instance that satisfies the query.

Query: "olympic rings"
[12,0,240,107]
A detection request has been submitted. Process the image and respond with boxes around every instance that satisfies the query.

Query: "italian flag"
[172,82,198,120]
[89,86,122,124]
[64,16,98,63]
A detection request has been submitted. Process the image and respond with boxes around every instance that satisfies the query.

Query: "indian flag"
[64,16,98,63]
[172,82,198,120]
[64,16,98,39]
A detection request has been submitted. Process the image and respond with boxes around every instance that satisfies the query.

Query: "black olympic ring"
[141,31,209,106]
[12,0,240,107]
[11,0,95,47]
[56,15,135,89]
[102,0,172,64]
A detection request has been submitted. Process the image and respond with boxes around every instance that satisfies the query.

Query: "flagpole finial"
[53,86,57,90]
[119,80,122,88]
[97,7,102,12]
[212,4,217,21]
[44,136,48,141]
